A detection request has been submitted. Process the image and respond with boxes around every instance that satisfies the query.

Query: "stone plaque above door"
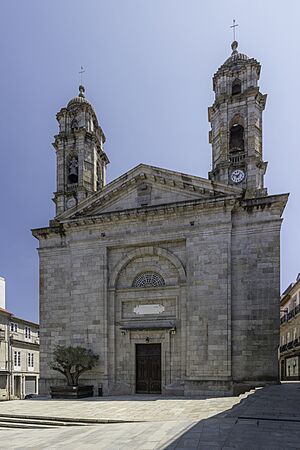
[134,304,165,315]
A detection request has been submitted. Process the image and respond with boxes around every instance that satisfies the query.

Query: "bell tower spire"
[208,41,267,197]
[53,86,109,215]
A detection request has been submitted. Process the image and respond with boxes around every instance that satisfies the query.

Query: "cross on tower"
[230,19,239,41]
[79,66,85,85]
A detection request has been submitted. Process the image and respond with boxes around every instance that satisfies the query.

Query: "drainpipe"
[8,331,12,400]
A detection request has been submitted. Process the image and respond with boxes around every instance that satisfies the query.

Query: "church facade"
[33,42,288,396]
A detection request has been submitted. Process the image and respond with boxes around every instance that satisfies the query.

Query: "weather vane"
[230,19,239,41]
[79,66,85,85]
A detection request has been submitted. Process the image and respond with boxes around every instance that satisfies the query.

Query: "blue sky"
[0,0,299,322]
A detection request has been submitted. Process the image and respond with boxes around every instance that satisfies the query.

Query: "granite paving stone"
[0,383,299,449]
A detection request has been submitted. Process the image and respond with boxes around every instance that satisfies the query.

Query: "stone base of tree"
[50,385,94,399]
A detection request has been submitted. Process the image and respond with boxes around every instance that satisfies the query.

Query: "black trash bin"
[98,385,103,397]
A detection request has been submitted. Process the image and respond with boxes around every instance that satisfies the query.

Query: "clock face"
[66,197,76,209]
[231,169,245,184]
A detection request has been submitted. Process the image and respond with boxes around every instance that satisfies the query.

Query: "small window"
[14,351,21,367]
[232,78,241,95]
[68,157,78,184]
[25,326,31,340]
[132,272,165,288]
[28,353,34,368]
[10,323,18,333]
[71,119,78,130]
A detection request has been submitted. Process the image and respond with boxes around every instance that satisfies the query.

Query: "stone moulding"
[119,320,176,331]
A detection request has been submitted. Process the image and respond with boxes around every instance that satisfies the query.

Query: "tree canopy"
[50,345,99,386]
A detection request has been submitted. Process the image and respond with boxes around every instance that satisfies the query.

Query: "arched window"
[229,124,244,152]
[71,119,79,130]
[132,272,165,288]
[68,157,78,184]
[232,79,241,95]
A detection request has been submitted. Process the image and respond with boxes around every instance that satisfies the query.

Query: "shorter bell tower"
[53,85,109,215]
[208,41,267,197]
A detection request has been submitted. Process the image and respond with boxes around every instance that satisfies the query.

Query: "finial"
[230,19,239,46]
[231,40,238,54]
[79,65,85,85]
[78,85,85,98]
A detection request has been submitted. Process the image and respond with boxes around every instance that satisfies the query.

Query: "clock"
[66,197,76,209]
[230,169,245,184]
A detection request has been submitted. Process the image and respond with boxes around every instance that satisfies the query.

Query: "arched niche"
[232,78,241,95]
[109,246,186,289]
[229,115,245,153]
[229,124,244,152]
[67,155,78,184]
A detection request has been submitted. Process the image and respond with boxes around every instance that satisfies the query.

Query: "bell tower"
[53,85,109,215]
[208,41,268,197]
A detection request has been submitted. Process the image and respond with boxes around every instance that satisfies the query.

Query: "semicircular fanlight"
[132,272,165,288]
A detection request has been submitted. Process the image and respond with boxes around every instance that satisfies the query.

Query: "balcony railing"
[280,339,300,353]
[280,304,300,324]
[229,153,245,164]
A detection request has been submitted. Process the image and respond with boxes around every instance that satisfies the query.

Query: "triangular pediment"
[56,164,242,221]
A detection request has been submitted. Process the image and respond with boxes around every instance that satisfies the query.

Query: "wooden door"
[136,344,161,394]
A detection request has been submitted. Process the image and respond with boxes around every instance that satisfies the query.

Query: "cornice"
[209,87,263,115]
[32,195,238,239]
[32,191,289,240]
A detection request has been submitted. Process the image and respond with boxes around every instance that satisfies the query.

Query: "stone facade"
[32,42,288,397]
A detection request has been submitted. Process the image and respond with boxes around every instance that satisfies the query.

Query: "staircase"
[0,413,131,429]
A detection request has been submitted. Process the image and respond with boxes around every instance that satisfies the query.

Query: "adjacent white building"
[280,274,300,380]
[0,278,39,400]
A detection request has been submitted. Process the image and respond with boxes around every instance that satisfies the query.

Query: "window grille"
[132,272,165,288]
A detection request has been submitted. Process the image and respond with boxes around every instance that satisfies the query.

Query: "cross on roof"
[79,66,85,85]
[230,19,239,41]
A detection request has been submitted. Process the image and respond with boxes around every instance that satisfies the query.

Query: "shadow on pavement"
[164,383,300,450]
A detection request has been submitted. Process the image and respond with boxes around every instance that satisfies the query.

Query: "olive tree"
[50,345,99,386]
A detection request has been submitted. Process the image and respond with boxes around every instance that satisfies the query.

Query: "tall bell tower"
[208,41,268,197]
[53,85,109,215]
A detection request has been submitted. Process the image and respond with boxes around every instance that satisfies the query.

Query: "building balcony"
[280,339,300,353]
[67,183,78,191]
[280,304,300,324]
[10,332,39,346]
[229,153,245,165]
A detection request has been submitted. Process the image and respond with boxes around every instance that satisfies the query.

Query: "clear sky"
[0,0,299,322]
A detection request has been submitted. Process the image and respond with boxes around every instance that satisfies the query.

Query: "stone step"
[0,421,56,429]
[0,413,137,427]
[0,416,90,427]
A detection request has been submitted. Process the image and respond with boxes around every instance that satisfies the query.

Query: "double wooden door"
[136,344,161,394]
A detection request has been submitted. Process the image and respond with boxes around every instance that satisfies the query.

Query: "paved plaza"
[0,383,300,449]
